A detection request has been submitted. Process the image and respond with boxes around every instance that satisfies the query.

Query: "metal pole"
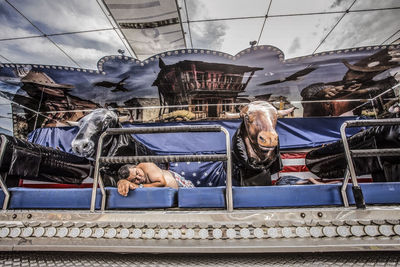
[0,135,10,210]
[221,127,233,212]
[98,174,106,211]
[340,122,365,209]
[90,131,107,212]
[340,168,350,208]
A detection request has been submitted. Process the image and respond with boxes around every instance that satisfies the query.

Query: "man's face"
[128,167,145,184]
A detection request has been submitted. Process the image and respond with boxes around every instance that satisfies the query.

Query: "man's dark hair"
[118,164,136,180]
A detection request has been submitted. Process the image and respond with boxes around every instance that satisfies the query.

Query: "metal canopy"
[0,0,398,69]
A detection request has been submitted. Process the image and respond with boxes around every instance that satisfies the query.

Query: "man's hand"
[117,179,138,197]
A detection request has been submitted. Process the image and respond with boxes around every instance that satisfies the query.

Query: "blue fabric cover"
[169,161,240,187]
[106,187,177,209]
[28,117,361,187]
[232,182,400,208]
[28,117,361,154]
[178,187,226,208]
[0,188,101,209]
[28,126,78,154]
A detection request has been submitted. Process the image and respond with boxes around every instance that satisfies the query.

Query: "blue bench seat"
[232,182,400,208]
[178,187,225,208]
[0,188,102,209]
[106,187,177,209]
[177,183,400,208]
[0,183,398,209]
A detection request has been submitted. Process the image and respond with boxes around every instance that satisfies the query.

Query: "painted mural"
[0,44,399,138]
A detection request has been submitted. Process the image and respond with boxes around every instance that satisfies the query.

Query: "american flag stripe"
[282,158,306,166]
[277,151,372,182]
[281,152,308,159]
[277,172,320,179]
[281,165,310,173]
[280,152,311,175]
[275,152,317,180]
[20,178,93,188]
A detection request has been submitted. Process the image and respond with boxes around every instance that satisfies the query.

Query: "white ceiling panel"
[190,18,265,55]
[105,0,178,22]
[182,22,192,47]
[259,13,342,59]
[185,0,269,21]
[268,0,353,15]
[104,0,184,60]
[351,0,400,10]
[122,24,185,59]
[317,9,400,52]
[177,0,188,22]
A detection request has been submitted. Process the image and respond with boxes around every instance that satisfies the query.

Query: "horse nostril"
[258,132,278,147]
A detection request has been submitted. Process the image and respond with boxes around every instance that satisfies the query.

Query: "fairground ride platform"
[0,206,399,254]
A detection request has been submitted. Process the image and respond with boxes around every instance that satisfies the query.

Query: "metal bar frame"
[340,118,400,209]
[0,135,10,210]
[340,168,350,207]
[90,125,233,212]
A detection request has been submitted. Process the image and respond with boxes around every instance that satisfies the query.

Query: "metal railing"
[90,125,233,212]
[340,118,400,209]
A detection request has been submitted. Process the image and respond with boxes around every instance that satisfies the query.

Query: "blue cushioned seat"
[106,187,177,209]
[0,188,102,209]
[178,187,226,208]
[233,182,400,208]
[360,182,400,204]
[233,184,344,208]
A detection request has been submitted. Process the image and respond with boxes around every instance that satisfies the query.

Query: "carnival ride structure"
[0,0,399,254]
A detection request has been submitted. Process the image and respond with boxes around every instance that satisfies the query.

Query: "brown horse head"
[240,101,293,163]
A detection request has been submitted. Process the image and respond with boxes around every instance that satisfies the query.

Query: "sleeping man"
[117,162,195,196]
